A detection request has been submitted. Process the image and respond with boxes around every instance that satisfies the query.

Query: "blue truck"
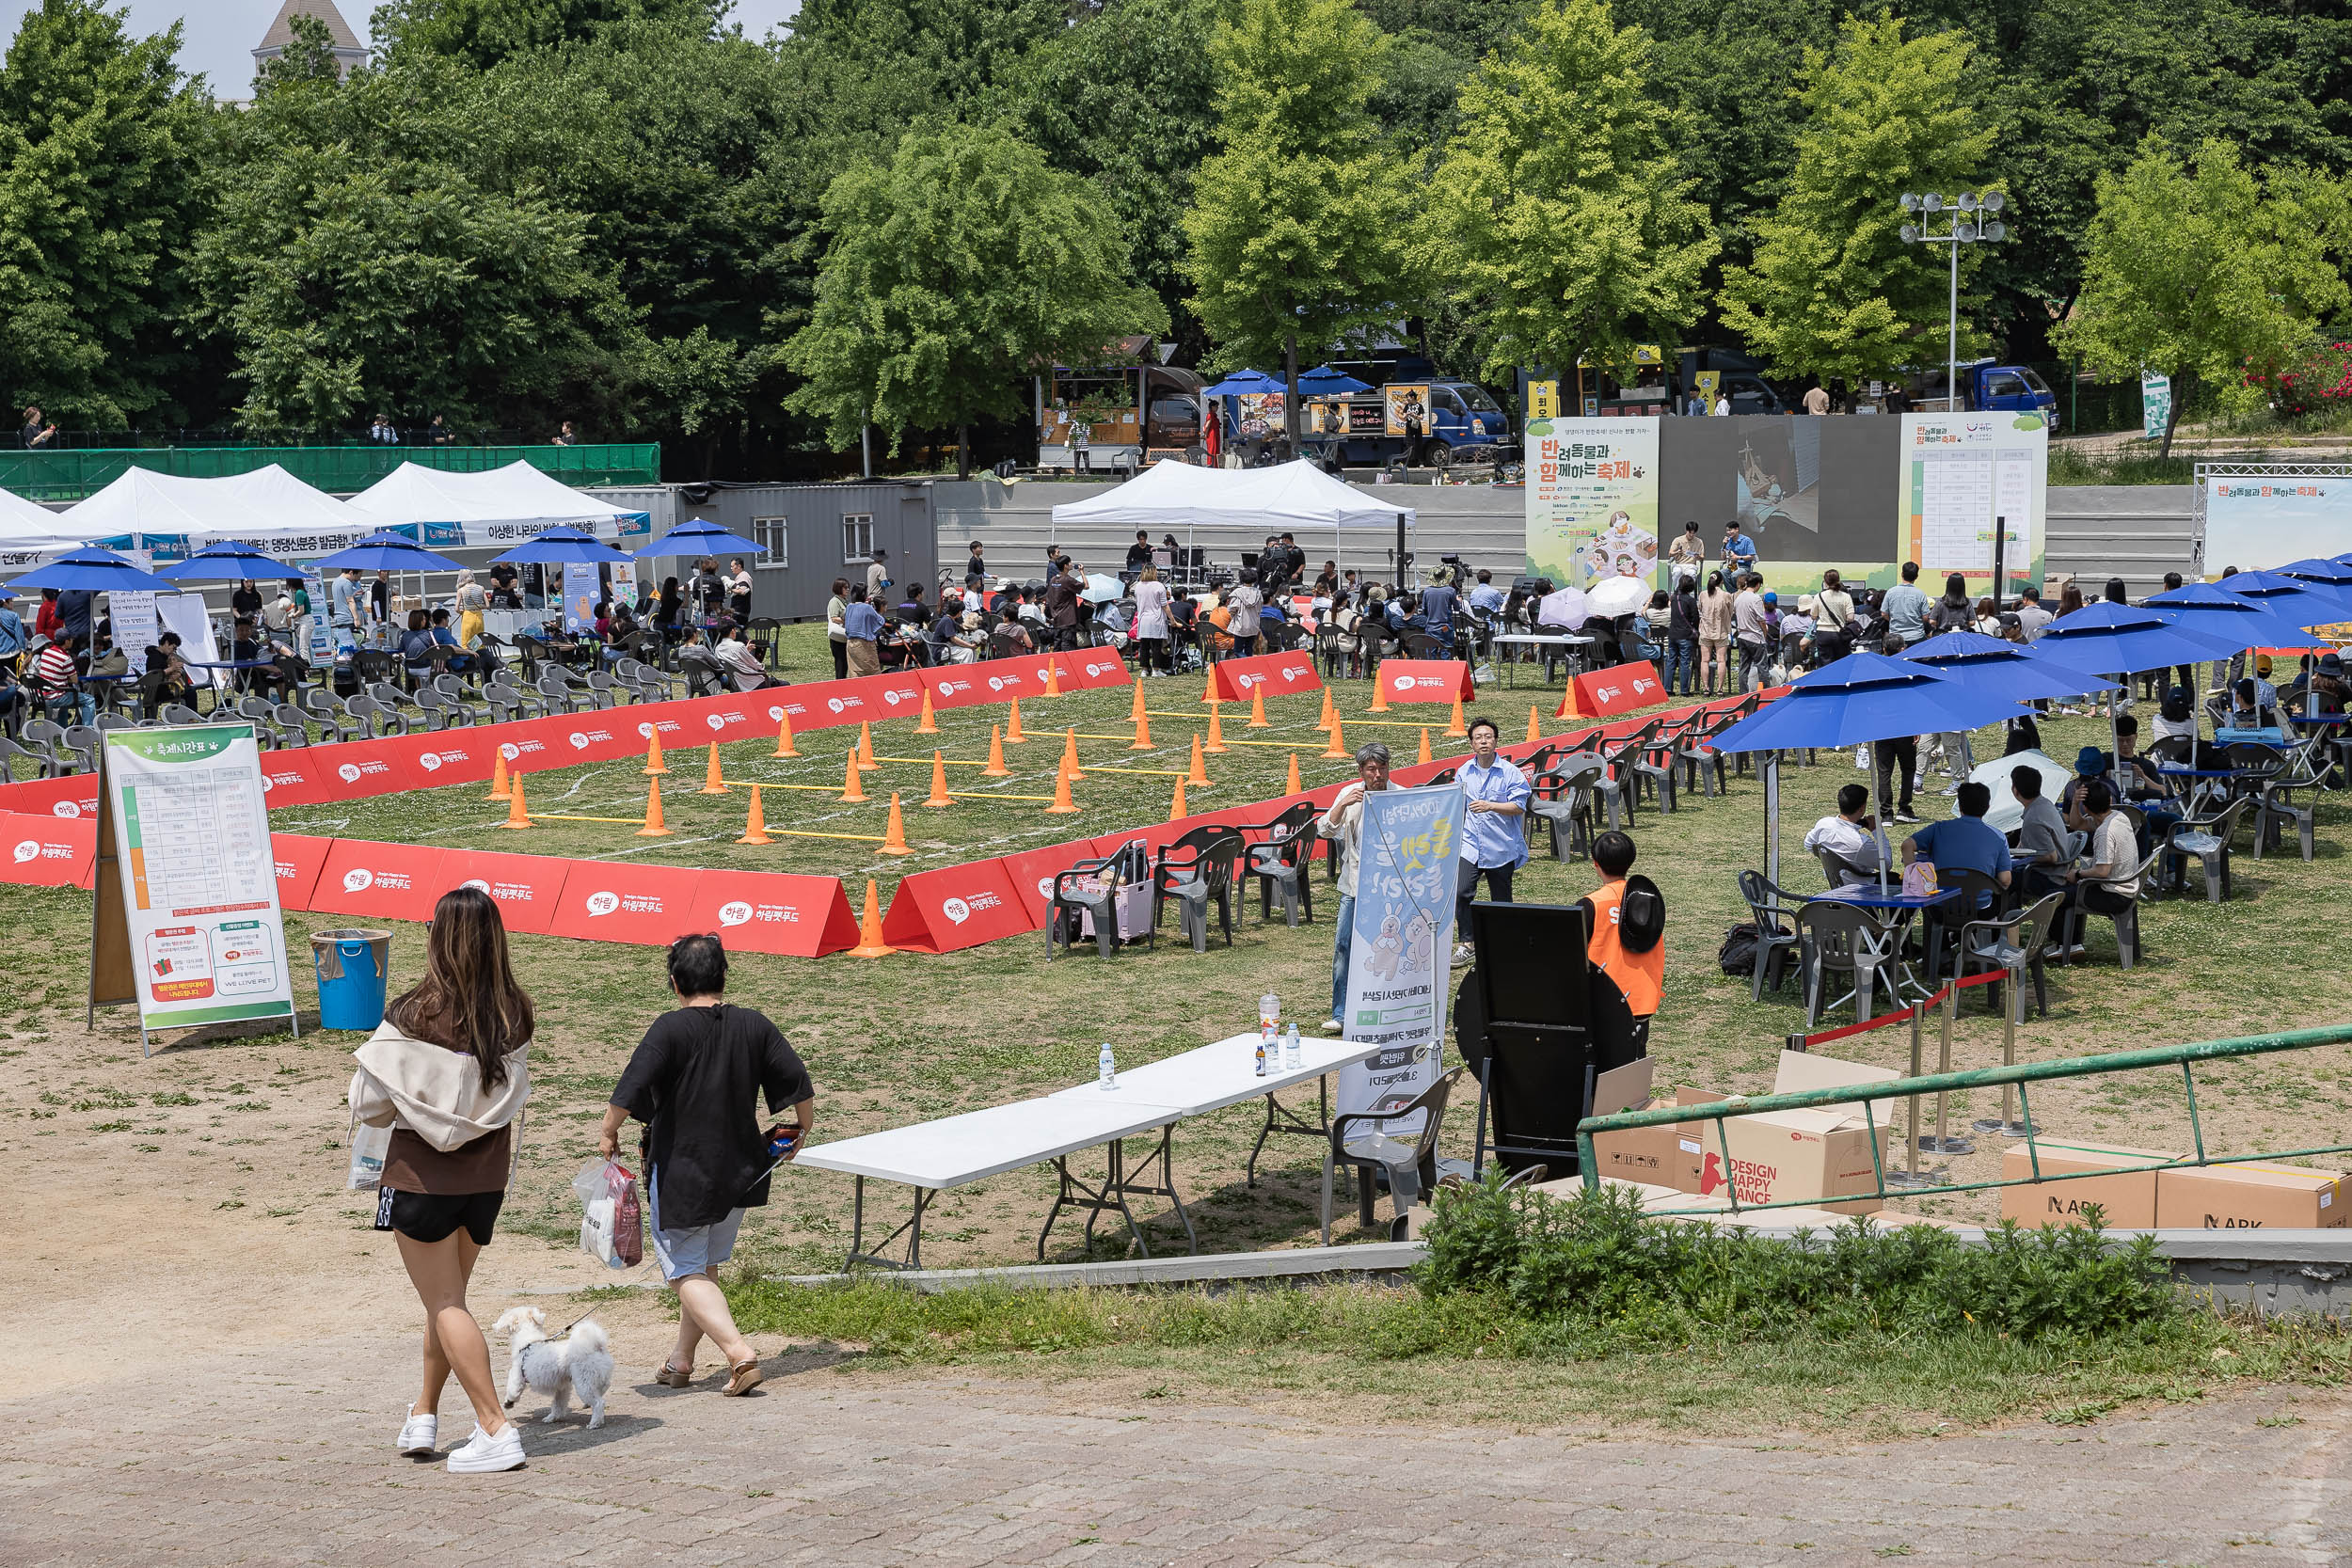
[1909,358,2059,418]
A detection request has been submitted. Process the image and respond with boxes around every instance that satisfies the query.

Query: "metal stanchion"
[1918,981,1975,1154]
[1975,950,2038,1137]
[1884,998,1939,1188]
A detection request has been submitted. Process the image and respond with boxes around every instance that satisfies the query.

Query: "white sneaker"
[396,1410,437,1457]
[445,1423,525,1474]
[1451,942,1474,968]
[1318,1016,1343,1036]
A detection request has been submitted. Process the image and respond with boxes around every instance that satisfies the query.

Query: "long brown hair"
[387,886,533,1091]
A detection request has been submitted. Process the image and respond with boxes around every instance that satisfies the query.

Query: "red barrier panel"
[0,771,101,819]
[686,870,860,958]
[254,749,322,807]
[788,671,928,731]
[1053,647,1135,692]
[999,839,1104,925]
[390,731,501,786]
[430,849,572,935]
[1559,660,1664,720]
[684,690,778,745]
[1374,658,1475,705]
[1211,649,1321,703]
[541,713,647,766]
[310,840,449,923]
[880,860,1035,953]
[546,862,705,946]
[268,832,334,911]
[0,809,94,887]
[307,740,426,800]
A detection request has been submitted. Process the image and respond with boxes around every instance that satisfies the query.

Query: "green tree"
[1422,0,1714,388]
[1716,16,1993,386]
[374,0,724,68]
[2057,138,2351,457]
[1180,0,1421,448]
[0,0,215,429]
[782,123,1165,479]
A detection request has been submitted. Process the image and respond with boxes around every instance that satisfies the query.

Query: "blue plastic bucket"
[311,928,391,1032]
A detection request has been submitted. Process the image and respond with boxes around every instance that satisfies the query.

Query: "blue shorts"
[648,1171,745,1281]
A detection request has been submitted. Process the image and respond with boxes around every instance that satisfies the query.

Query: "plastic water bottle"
[1284,1022,1301,1069]
[1260,992,1279,1028]
[1254,1032,1267,1077]
[1099,1041,1117,1089]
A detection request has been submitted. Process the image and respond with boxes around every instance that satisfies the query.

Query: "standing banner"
[1209,647,1321,702]
[93,723,298,1053]
[2141,372,2171,440]
[1899,413,2047,595]
[1524,418,1661,589]
[1559,659,1664,721]
[156,591,222,689]
[1337,781,1469,1124]
[562,562,600,634]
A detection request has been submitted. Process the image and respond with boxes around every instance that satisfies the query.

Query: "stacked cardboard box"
[2001,1141,2352,1229]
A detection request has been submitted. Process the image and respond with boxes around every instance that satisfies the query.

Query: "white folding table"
[794,1033,1381,1269]
[1490,632,1592,686]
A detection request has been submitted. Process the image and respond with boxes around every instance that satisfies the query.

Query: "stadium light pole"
[1898,191,2009,411]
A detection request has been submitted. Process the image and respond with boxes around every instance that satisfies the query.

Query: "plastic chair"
[2163,795,2248,904]
[2058,843,2165,968]
[1920,867,2004,990]
[1239,800,1317,927]
[19,718,69,777]
[1735,869,1805,1002]
[1321,1067,1462,1243]
[159,704,204,727]
[269,703,311,747]
[1047,844,1145,960]
[1959,891,2064,1023]
[344,694,405,738]
[60,724,99,775]
[1151,828,1242,952]
[1796,900,1899,1026]
[2252,748,2324,863]
[1530,756,1603,862]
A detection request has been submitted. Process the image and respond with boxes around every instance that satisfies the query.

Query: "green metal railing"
[1575,1021,2352,1218]
[0,442,661,500]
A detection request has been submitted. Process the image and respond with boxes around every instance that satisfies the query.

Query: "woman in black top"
[657,576,684,631]
[230,578,264,623]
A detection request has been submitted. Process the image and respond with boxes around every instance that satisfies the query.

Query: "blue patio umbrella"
[1295,363,1373,397]
[1200,369,1283,398]
[631,516,762,562]
[155,540,308,582]
[2143,580,2332,654]
[489,524,631,566]
[1899,630,2122,705]
[2031,601,2242,764]
[2271,558,2352,617]
[2224,565,2352,626]
[6,546,177,595]
[309,532,469,574]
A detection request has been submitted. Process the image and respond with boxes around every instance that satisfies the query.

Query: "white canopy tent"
[62,464,382,556]
[0,484,87,567]
[348,460,647,546]
[1050,457,1417,582]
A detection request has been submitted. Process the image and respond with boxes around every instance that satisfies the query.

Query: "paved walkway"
[4,1324,2349,1567]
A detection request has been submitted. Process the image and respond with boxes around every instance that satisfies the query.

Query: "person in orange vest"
[1577,831,1663,1055]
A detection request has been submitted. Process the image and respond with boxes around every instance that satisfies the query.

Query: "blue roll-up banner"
[1337,780,1468,1124]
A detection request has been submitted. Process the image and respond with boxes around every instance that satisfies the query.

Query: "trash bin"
[311,928,392,1032]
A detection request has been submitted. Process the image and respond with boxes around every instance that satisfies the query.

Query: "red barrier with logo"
[1211,648,1321,703]
[0,771,101,820]
[253,749,324,809]
[881,860,1035,953]
[0,809,94,887]
[1052,647,1135,692]
[547,862,704,946]
[684,690,776,746]
[1560,659,1664,720]
[919,665,1000,711]
[1372,658,1476,705]
[429,849,571,935]
[998,839,1104,926]
[388,730,501,787]
[792,671,926,731]
[536,712,644,767]
[268,832,334,911]
[306,740,426,801]
[310,840,449,923]
[686,869,859,958]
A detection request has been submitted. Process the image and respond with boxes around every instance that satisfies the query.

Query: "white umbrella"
[1970,749,2070,836]
[1082,572,1124,604]
[1535,587,1589,628]
[1587,576,1651,618]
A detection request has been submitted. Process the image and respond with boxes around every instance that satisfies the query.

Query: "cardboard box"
[1587,1063,1732,1192]
[1999,1140,2177,1229]
[1692,1051,1899,1217]
[2153,1163,2352,1230]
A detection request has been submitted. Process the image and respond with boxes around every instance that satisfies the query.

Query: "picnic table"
[793,1031,1383,1269]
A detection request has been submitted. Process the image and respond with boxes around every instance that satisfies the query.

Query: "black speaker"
[1464,900,1594,1177]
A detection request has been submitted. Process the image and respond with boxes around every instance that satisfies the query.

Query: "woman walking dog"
[348,886,536,1473]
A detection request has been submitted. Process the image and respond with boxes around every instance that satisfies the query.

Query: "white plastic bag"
[347,1123,391,1190]
[572,1158,644,1268]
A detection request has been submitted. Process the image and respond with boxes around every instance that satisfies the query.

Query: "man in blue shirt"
[1882,561,1931,646]
[1900,781,2012,902]
[1468,569,1505,614]
[1453,715,1531,965]
[842,587,886,677]
[1720,519,1757,576]
[0,587,23,667]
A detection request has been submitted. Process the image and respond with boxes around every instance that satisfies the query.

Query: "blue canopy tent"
[1708,652,2033,885]
[6,546,178,595]
[630,517,763,563]
[155,540,309,582]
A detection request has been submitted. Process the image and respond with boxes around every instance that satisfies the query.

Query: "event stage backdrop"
[1527,414,2047,597]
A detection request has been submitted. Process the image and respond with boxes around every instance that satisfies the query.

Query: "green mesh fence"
[0,443,660,500]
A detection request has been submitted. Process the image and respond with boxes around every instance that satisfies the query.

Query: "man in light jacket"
[1316,741,1391,1034]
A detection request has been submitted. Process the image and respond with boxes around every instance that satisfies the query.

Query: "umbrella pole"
[1764,752,1780,886]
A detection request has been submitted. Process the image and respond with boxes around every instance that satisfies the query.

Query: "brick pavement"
[3,1328,2348,1567]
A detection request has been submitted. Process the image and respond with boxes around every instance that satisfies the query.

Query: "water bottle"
[1284,1022,1301,1069]
[1259,992,1279,1028]
[1254,1032,1267,1077]
[1098,1041,1117,1089]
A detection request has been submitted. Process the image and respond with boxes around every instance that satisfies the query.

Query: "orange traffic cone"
[1186,733,1211,788]
[1556,683,1584,721]
[499,770,531,829]
[1131,707,1153,751]
[1200,665,1218,704]
[1006,697,1028,742]
[848,879,892,958]
[1444,692,1468,739]
[839,751,866,803]
[636,777,674,837]
[1042,658,1062,698]
[1248,685,1270,729]
[1204,704,1228,754]
[916,689,939,735]
[1369,676,1391,714]
[1060,726,1086,781]
[1044,753,1081,815]
[643,729,668,776]
[1417,726,1433,765]
[485,748,510,802]
[1316,689,1337,732]
[982,723,1011,778]
[1129,682,1147,724]
[1284,752,1301,795]
[880,792,913,854]
[701,741,728,796]
[856,721,879,770]
[736,784,771,845]
[1322,713,1349,760]
[771,709,800,757]
[1526,703,1541,746]
[924,750,954,808]
[1168,777,1188,822]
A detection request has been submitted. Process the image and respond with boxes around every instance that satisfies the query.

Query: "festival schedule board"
[1899,413,2045,595]
[1524,418,1661,590]
[93,724,297,1052]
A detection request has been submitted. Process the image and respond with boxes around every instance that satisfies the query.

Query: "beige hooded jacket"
[346,1020,530,1153]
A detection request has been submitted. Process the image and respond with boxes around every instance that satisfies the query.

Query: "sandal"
[655,1361,692,1388]
[723,1356,764,1397]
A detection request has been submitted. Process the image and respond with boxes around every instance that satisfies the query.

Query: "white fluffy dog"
[493,1307,613,1429]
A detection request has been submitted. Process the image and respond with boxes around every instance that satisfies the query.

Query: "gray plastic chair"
[2164,795,2249,904]
[19,718,69,777]
[1959,891,2065,1022]
[60,724,100,775]
[1736,870,1805,1003]
[1321,1067,1462,1243]
[2252,749,2324,863]
[1531,756,1603,861]
[1796,900,1899,1026]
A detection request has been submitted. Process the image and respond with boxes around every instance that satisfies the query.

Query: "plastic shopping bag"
[347,1123,392,1190]
[572,1158,644,1269]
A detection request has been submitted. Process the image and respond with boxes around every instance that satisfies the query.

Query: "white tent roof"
[1050,458,1416,531]
[348,460,641,541]
[61,464,380,551]
[0,485,82,565]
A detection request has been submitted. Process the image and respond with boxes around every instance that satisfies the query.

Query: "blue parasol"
[156,540,309,582]
[6,546,177,594]
[2224,565,2352,626]
[2143,581,2332,653]
[631,516,762,562]
[1201,369,1283,398]
[309,532,469,574]
[1899,630,2122,705]
[1295,364,1373,397]
[489,525,631,566]
[2031,600,2241,676]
